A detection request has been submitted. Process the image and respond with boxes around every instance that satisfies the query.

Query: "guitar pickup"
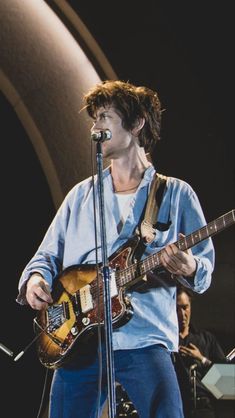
[110,271,118,297]
[80,284,93,313]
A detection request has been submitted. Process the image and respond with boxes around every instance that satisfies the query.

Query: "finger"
[189,343,197,349]
[30,298,49,310]
[160,246,181,272]
[35,285,53,303]
[178,233,193,256]
[41,281,52,296]
[179,347,190,354]
[27,292,49,310]
[163,243,188,264]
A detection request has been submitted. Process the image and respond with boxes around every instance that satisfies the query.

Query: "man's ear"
[131,117,145,136]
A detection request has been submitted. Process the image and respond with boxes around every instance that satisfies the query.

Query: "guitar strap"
[132,172,168,266]
[139,172,168,244]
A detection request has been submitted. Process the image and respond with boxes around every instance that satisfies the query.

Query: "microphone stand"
[189,364,197,410]
[95,139,116,418]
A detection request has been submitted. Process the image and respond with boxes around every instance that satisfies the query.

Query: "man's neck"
[179,327,189,339]
[111,150,150,182]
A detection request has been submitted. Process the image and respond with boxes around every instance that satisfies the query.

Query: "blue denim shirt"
[17,165,214,352]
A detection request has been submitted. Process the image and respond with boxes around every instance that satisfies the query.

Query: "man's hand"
[26,273,53,310]
[160,233,197,277]
[179,343,204,362]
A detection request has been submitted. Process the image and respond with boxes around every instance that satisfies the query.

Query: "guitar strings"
[75,211,234,302]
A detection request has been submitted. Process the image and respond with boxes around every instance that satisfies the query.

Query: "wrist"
[188,257,198,278]
[27,272,45,288]
[201,356,211,366]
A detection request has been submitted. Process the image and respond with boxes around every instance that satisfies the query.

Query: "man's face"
[177,291,191,332]
[91,106,135,159]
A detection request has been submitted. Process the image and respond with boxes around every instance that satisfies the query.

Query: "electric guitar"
[34,209,235,369]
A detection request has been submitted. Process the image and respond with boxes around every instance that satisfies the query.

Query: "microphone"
[91,129,112,142]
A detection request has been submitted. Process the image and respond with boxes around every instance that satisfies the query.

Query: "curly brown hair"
[83,80,162,152]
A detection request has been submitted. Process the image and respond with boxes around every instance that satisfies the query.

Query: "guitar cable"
[35,367,50,418]
[14,321,53,362]
[0,332,51,418]
[0,342,49,417]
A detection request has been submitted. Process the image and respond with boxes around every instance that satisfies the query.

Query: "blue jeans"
[49,344,184,418]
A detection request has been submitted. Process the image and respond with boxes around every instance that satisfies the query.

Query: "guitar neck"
[117,209,235,286]
[175,209,235,251]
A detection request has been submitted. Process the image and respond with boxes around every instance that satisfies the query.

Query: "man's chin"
[179,321,188,330]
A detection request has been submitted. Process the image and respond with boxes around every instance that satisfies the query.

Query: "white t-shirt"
[115,193,134,232]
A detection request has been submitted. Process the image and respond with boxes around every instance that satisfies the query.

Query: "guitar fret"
[145,253,160,271]
[140,264,145,274]
[187,235,193,248]
[130,265,136,277]
[219,218,225,229]
[209,224,215,233]
[153,253,160,268]
[178,240,184,250]
[190,233,195,246]
[193,232,198,243]
[151,256,155,269]
[143,258,151,273]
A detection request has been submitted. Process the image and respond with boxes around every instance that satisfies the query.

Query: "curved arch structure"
[0,0,117,208]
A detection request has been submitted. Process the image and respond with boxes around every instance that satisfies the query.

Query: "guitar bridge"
[47,302,69,332]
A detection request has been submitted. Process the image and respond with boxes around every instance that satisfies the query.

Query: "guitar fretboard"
[116,209,235,287]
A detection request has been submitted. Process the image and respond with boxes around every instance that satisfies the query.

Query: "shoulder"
[166,175,195,194]
[194,328,219,344]
[61,166,112,206]
[159,175,198,206]
[67,176,93,196]
[57,175,94,212]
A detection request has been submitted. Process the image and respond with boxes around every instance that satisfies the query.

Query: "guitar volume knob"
[71,326,78,335]
[82,317,90,326]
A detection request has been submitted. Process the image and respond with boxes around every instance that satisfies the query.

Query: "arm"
[160,182,215,293]
[17,191,71,305]
[179,343,212,367]
[179,330,226,367]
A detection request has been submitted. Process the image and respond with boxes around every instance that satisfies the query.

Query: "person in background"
[17,80,215,418]
[174,285,226,418]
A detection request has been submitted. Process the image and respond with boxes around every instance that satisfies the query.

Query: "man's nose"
[177,308,183,318]
[182,309,187,319]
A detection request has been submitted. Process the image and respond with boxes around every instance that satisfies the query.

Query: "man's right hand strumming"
[26,273,53,310]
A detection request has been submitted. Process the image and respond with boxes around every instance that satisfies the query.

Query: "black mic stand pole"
[189,364,197,410]
[96,140,116,418]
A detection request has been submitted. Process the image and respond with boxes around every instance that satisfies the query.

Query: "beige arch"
[0,0,117,208]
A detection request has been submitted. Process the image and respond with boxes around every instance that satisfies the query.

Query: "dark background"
[0,1,234,417]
